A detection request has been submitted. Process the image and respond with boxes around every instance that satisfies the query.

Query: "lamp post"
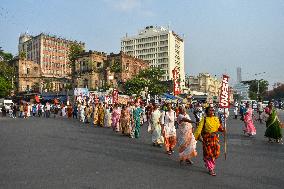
[254,72,266,99]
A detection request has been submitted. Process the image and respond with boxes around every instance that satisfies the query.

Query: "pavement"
[0,111,283,189]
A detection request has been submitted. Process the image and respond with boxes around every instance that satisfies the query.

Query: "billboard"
[74,88,89,97]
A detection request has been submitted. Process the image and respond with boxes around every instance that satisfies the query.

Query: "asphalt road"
[0,111,283,189]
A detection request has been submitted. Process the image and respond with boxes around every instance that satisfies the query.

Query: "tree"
[19,51,26,60]
[123,67,167,96]
[247,79,269,100]
[124,76,147,95]
[0,48,13,61]
[110,61,122,73]
[0,77,12,97]
[0,49,14,97]
[265,83,284,100]
[68,43,84,87]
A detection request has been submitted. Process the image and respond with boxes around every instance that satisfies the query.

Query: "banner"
[172,67,180,96]
[219,75,230,108]
[74,88,89,97]
[104,96,113,104]
[112,89,118,104]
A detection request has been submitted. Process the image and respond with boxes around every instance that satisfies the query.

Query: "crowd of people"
[1,98,283,176]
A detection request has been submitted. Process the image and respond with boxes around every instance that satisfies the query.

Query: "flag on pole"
[219,74,230,160]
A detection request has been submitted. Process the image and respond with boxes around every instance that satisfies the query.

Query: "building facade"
[234,82,250,100]
[75,51,149,90]
[12,58,72,92]
[186,73,222,100]
[121,26,185,89]
[74,50,107,90]
[12,58,41,92]
[18,33,84,78]
[106,52,149,88]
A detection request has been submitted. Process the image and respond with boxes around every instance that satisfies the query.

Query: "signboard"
[104,96,113,104]
[172,67,180,96]
[74,88,89,97]
[112,89,118,104]
[219,75,230,108]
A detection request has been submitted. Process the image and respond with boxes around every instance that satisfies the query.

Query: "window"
[27,68,30,74]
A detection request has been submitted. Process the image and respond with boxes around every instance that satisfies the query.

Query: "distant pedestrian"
[151,104,163,146]
[111,104,121,132]
[243,103,256,136]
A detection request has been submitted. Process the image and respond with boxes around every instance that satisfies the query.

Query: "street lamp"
[254,72,266,99]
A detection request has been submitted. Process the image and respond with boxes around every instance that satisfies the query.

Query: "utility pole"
[254,72,266,99]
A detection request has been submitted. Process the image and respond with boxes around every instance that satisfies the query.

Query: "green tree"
[248,79,269,100]
[0,48,13,61]
[0,77,12,97]
[123,67,167,96]
[19,51,26,60]
[124,76,147,96]
[110,61,122,73]
[0,48,14,97]
[68,43,84,87]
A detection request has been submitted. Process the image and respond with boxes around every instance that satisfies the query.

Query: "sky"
[1,0,284,87]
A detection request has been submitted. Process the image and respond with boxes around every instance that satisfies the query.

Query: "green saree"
[265,108,282,140]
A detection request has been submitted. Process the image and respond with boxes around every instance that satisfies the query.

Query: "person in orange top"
[194,106,225,176]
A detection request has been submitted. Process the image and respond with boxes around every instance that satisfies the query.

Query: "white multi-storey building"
[121,26,185,88]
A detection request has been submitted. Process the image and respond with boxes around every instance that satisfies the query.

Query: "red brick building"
[18,33,84,91]
[106,52,149,87]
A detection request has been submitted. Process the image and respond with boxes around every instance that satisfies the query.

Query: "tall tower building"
[18,33,85,78]
[237,67,242,83]
[121,26,185,89]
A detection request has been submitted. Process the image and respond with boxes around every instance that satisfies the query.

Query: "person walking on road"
[132,102,143,138]
[194,106,225,176]
[264,101,283,143]
[111,104,121,132]
[243,103,256,137]
[120,105,131,136]
[177,106,197,165]
[151,104,163,146]
[161,103,177,155]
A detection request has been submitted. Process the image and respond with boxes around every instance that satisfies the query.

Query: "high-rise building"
[18,33,85,78]
[121,26,185,89]
[237,67,242,83]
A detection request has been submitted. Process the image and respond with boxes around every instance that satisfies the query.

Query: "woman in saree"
[177,106,197,165]
[92,103,99,126]
[243,103,256,136]
[97,103,105,127]
[264,101,283,143]
[120,105,131,136]
[111,104,121,132]
[162,103,177,155]
[67,104,73,118]
[194,106,224,176]
[104,104,112,128]
[151,104,163,146]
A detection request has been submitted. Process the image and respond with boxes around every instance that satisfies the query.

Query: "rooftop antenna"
[167,21,171,30]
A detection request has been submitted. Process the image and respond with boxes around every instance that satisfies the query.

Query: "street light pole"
[254,72,266,99]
